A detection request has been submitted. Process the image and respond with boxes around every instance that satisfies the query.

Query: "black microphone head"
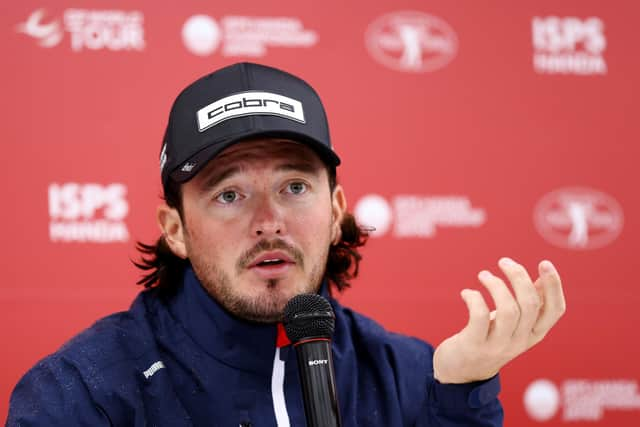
[283,294,335,343]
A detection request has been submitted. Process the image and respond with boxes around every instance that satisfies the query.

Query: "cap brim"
[168,131,340,184]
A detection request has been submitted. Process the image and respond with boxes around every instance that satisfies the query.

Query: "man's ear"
[157,204,187,259]
[330,184,347,245]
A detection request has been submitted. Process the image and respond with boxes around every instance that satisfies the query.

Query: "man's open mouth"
[256,259,287,267]
[248,251,295,269]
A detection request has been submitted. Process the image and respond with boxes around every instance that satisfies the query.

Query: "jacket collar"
[169,266,277,373]
[168,265,330,374]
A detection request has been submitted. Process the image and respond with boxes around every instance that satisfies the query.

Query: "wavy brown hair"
[133,167,369,298]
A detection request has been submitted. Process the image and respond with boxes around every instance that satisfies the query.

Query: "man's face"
[171,138,345,323]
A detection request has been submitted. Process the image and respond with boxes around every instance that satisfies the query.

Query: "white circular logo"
[534,187,624,250]
[182,15,221,56]
[365,11,458,73]
[524,379,560,421]
[354,194,393,237]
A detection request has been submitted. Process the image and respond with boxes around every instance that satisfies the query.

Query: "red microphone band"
[293,337,331,347]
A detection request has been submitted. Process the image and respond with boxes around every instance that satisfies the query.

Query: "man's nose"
[251,194,285,237]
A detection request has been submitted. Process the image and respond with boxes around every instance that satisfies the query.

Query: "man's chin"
[228,300,286,324]
[211,274,323,323]
[223,288,292,323]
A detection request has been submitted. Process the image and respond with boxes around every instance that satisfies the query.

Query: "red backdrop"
[2,1,639,424]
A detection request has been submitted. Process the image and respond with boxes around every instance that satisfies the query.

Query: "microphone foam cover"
[283,294,335,343]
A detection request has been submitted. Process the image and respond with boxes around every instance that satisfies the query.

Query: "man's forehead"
[194,138,325,183]
[217,138,320,160]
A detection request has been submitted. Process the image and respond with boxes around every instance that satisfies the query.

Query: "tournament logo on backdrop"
[534,187,623,250]
[16,9,62,47]
[524,378,640,422]
[48,183,130,243]
[532,16,607,75]
[354,194,485,238]
[181,14,317,57]
[16,8,145,52]
[365,11,458,73]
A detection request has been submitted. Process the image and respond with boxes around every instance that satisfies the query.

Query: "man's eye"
[287,182,307,194]
[216,191,239,203]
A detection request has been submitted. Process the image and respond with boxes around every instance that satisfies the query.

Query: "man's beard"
[190,238,327,323]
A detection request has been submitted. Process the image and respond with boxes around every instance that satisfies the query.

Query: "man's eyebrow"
[199,161,321,191]
[200,166,241,191]
[275,162,321,175]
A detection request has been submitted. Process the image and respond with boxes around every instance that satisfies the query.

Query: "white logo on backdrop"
[534,187,623,250]
[182,14,318,57]
[354,195,393,236]
[16,9,63,48]
[17,8,145,52]
[48,183,130,243]
[524,378,640,421]
[524,379,561,421]
[365,11,458,73]
[532,16,607,75]
[354,194,485,238]
[181,15,221,56]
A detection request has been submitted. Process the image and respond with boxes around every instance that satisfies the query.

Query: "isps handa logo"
[532,16,607,75]
[365,11,458,73]
[48,183,129,243]
[533,187,623,250]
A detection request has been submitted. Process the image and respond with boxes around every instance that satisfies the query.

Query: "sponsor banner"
[532,16,607,75]
[534,187,623,250]
[365,11,458,73]
[525,378,640,422]
[182,14,318,57]
[48,183,130,243]
[17,8,145,52]
[354,194,486,238]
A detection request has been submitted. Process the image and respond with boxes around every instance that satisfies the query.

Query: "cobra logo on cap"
[197,91,305,132]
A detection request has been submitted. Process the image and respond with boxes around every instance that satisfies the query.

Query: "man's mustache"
[237,239,305,271]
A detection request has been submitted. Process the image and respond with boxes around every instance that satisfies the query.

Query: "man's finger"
[477,270,520,344]
[530,260,566,344]
[498,257,541,344]
[459,289,490,343]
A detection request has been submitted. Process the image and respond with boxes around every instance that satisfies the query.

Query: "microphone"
[283,294,342,427]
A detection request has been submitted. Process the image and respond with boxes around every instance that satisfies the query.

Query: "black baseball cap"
[160,62,340,190]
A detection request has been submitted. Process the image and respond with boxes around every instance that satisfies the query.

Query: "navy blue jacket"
[7,267,503,426]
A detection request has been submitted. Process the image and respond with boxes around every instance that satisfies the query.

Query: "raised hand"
[433,257,566,384]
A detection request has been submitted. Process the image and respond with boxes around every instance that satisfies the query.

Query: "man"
[7,63,566,426]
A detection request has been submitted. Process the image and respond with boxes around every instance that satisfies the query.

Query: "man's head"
[158,137,346,322]
[135,63,367,323]
[159,62,340,190]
